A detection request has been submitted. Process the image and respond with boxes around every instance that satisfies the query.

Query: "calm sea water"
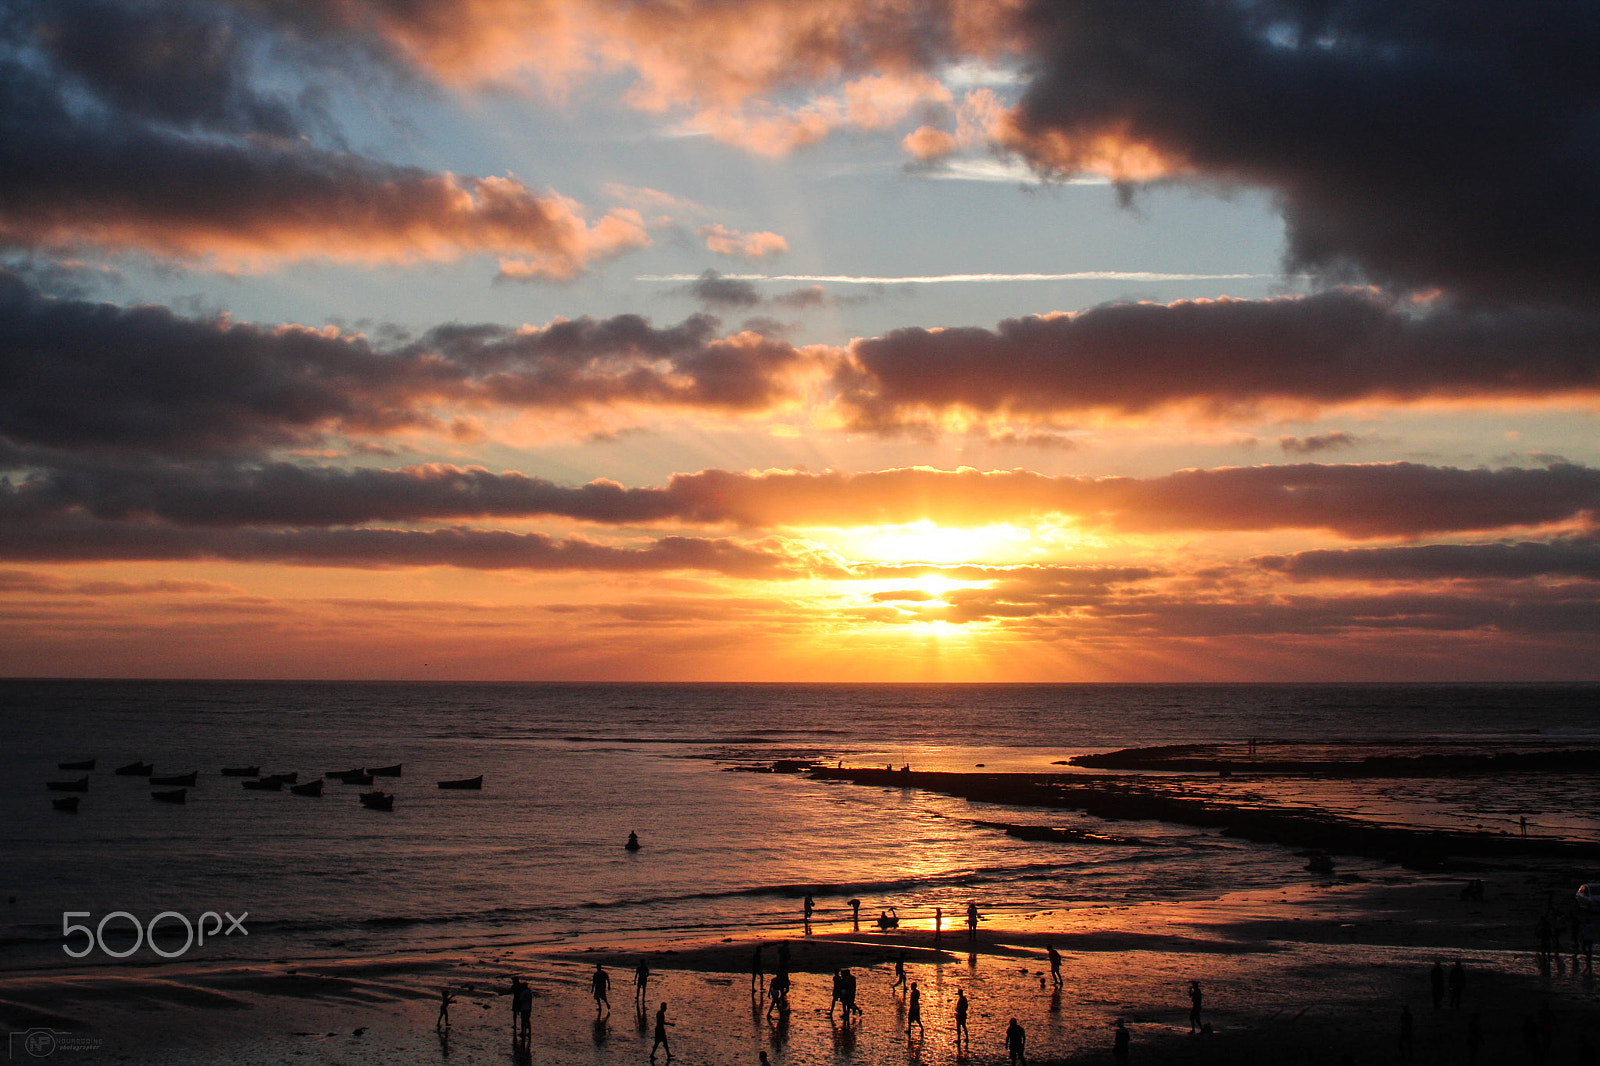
[2,682,1596,972]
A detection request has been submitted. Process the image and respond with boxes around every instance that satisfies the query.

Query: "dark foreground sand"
[4,862,1598,1066]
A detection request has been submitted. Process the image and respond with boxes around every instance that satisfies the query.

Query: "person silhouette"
[848,898,861,927]
[892,952,907,990]
[516,981,532,1039]
[829,970,843,1017]
[803,894,815,927]
[650,1002,673,1061]
[935,906,943,944]
[843,969,861,1018]
[591,964,610,1016]
[1047,943,1062,988]
[626,830,640,851]
[436,988,454,1030]
[509,976,524,1032]
[751,944,764,995]
[955,989,970,1047]
[1188,980,1203,1034]
[1005,1017,1026,1064]
[1449,960,1466,1009]
[636,958,650,1003]
[1113,1018,1129,1064]
[766,969,790,1019]
[966,902,980,942]
[907,982,923,1036]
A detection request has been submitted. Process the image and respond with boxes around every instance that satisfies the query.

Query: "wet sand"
[4,867,1598,1065]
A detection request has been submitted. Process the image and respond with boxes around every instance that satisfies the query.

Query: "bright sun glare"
[840,521,1033,564]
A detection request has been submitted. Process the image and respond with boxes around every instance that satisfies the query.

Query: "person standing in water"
[966,902,980,942]
[1005,1017,1026,1064]
[803,893,815,928]
[650,1002,673,1061]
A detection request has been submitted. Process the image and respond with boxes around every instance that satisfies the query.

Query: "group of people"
[1535,899,1596,976]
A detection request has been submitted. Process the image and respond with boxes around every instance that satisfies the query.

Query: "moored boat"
[359,790,394,810]
[151,788,187,804]
[150,771,198,787]
[47,777,89,792]
[114,761,154,776]
[58,758,95,771]
[367,763,402,777]
[289,779,323,797]
[52,796,80,812]
[221,766,260,777]
[242,778,282,791]
[437,775,483,790]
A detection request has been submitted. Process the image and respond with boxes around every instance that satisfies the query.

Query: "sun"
[836,521,1034,565]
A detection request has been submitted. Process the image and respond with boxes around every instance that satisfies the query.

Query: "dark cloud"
[0,274,807,456]
[1257,537,1600,583]
[686,270,762,309]
[838,289,1600,428]
[0,517,797,576]
[1279,432,1360,455]
[1006,2,1600,304]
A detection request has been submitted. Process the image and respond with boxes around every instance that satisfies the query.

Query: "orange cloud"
[701,223,790,260]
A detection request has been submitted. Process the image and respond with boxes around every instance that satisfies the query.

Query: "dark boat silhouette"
[242,778,282,791]
[437,775,483,790]
[114,761,154,776]
[47,777,89,792]
[359,790,394,810]
[875,907,900,930]
[152,788,187,804]
[290,779,323,797]
[52,796,81,812]
[625,831,640,851]
[150,771,197,787]
[58,758,95,771]
[368,763,402,777]
[221,766,260,777]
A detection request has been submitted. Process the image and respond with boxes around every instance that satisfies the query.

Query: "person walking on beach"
[436,987,454,1030]
[843,969,861,1018]
[1430,961,1445,1009]
[954,990,970,1049]
[1188,980,1203,1034]
[509,976,524,1032]
[1005,1017,1026,1064]
[766,969,790,1019]
[892,952,907,990]
[590,964,610,1016]
[906,981,923,1037]
[751,944,764,996]
[650,1002,673,1061]
[516,981,532,1039]
[635,958,651,1004]
[966,901,980,941]
[1047,943,1062,988]
[1448,960,1466,1009]
[1113,1018,1129,1064]
[829,970,843,1017]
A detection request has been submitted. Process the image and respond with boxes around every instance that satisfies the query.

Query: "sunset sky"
[3,1,1599,680]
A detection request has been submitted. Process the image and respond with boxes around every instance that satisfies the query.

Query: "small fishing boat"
[47,777,89,792]
[259,772,298,785]
[58,758,95,771]
[52,796,80,812]
[114,761,154,777]
[242,778,283,791]
[289,779,323,797]
[151,788,187,804]
[437,775,483,790]
[875,907,900,931]
[359,790,394,810]
[150,771,198,787]
[368,763,402,777]
[221,765,261,777]
[625,831,641,851]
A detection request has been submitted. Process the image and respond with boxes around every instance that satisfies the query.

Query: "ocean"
[3,681,1597,975]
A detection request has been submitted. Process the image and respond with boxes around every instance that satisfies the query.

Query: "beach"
[4,682,1599,1063]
